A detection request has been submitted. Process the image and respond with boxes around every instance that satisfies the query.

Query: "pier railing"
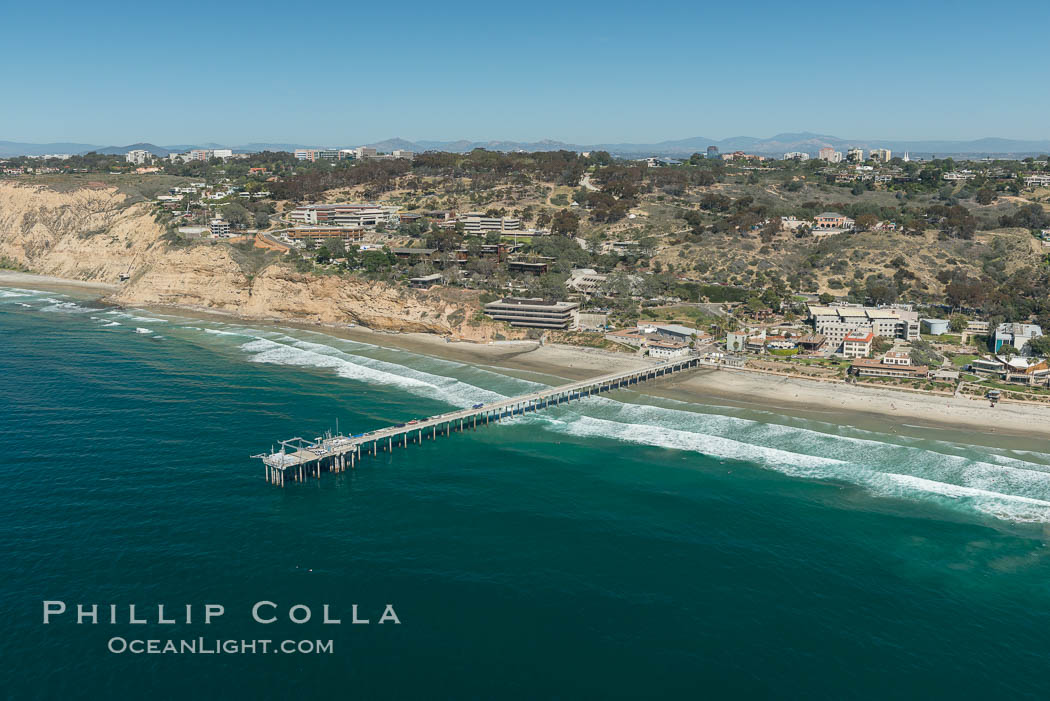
[252,356,705,486]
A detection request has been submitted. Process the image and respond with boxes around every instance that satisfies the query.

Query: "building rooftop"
[487,297,579,311]
[392,247,437,255]
[851,358,929,372]
[996,322,1043,336]
[652,324,699,337]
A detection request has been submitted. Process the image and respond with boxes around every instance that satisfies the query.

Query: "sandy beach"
[655,368,1050,446]
[5,269,1050,449]
[0,270,119,293]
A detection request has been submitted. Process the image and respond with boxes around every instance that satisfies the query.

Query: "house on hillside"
[993,323,1043,354]
[813,212,855,233]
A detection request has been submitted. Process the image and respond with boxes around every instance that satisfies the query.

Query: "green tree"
[551,209,579,236]
[975,188,997,205]
[1027,335,1050,357]
[949,314,969,333]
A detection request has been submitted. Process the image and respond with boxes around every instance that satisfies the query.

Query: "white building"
[870,148,892,162]
[289,203,400,228]
[994,323,1043,354]
[460,214,521,234]
[355,147,378,160]
[808,304,920,351]
[882,351,911,366]
[648,340,690,359]
[392,150,414,159]
[212,149,233,159]
[125,149,152,165]
[209,218,231,237]
[566,268,607,295]
[847,148,864,162]
[842,330,874,358]
[642,323,699,344]
[783,152,810,161]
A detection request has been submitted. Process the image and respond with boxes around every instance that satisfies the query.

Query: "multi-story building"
[818,147,835,161]
[1024,174,1050,188]
[392,150,414,159]
[483,298,579,330]
[783,152,810,161]
[965,320,990,334]
[818,322,873,351]
[209,218,231,237]
[356,147,378,160]
[808,304,920,351]
[994,323,1044,354]
[189,149,212,161]
[706,146,719,159]
[882,350,911,366]
[851,357,929,379]
[813,212,855,231]
[566,268,607,296]
[842,330,874,358]
[294,149,341,162]
[288,203,400,228]
[870,148,892,162]
[285,226,365,242]
[125,149,152,165]
[648,340,690,359]
[212,149,233,159]
[460,214,521,234]
[726,331,748,352]
[846,147,864,162]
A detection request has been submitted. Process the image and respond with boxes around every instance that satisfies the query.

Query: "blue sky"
[3,0,1048,145]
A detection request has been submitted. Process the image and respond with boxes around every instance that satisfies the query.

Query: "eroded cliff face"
[0,182,168,282]
[0,182,518,340]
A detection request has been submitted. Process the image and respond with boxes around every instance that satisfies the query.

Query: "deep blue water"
[3,285,1050,699]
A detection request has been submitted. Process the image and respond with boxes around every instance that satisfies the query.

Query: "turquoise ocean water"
[3,284,1050,699]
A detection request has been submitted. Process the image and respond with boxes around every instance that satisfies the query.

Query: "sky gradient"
[4,0,1048,145]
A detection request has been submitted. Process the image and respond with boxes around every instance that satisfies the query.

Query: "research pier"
[253,357,703,486]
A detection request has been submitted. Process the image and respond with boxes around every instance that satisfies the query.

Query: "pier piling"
[255,357,703,486]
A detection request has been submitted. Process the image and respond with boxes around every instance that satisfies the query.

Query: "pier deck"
[253,356,704,486]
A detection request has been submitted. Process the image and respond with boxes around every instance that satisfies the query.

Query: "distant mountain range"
[4,133,1050,159]
[0,141,312,158]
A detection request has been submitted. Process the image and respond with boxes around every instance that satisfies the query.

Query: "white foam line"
[105,310,168,323]
[535,401,1050,523]
[40,300,95,313]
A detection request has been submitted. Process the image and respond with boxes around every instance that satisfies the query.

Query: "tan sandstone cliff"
[0,182,520,340]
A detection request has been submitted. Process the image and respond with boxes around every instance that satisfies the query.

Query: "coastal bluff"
[0,182,515,339]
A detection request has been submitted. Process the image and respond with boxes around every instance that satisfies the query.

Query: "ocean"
[3,284,1050,699]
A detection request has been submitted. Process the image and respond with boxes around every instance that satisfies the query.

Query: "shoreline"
[0,270,119,293]
[5,270,1050,449]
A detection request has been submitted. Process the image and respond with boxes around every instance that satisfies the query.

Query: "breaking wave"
[535,399,1050,523]
[237,336,530,407]
[106,310,168,323]
[40,299,95,313]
